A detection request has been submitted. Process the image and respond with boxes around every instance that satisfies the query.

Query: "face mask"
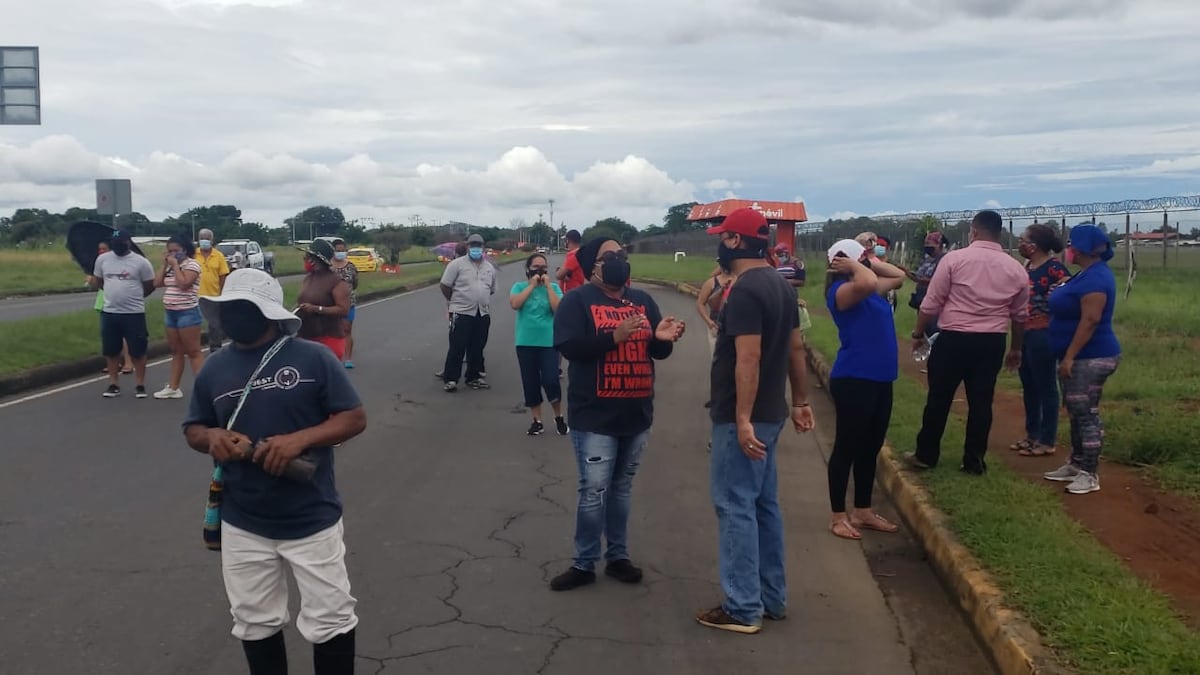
[527,267,548,278]
[219,301,272,345]
[468,247,484,260]
[923,247,935,257]
[334,251,348,261]
[1065,248,1076,265]
[173,251,188,263]
[874,245,886,257]
[111,241,131,256]
[597,251,631,287]
[198,240,212,251]
[304,259,316,274]
[717,238,763,270]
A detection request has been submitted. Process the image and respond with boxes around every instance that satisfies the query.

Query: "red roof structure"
[687,199,809,253]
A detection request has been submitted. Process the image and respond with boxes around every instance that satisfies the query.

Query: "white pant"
[221,519,358,643]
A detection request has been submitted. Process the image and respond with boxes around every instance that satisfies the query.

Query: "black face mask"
[111,240,131,256]
[219,301,272,345]
[597,251,630,287]
[924,247,936,257]
[717,239,763,270]
[527,267,548,278]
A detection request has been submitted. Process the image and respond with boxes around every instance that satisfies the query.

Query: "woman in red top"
[1012,224,1070,456]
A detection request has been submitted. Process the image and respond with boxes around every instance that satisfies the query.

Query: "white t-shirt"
[93,251,155,314]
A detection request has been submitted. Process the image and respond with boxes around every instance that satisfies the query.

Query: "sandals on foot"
[830,519,861,540]
[851,513,899,533]
[1019,444,1057,457]
[1010,439,1033,452]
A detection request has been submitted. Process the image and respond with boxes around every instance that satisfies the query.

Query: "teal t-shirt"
[511,280,563,347]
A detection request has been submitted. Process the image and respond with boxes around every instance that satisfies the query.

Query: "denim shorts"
[165,307,203,330]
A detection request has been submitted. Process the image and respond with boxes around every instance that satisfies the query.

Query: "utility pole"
[190,212,196,242]
[548,199,555,248]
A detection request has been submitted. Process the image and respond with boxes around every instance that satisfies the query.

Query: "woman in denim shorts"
[153,233,206,399]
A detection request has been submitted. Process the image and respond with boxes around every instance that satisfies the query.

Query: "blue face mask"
[874,245,886,257]
[334,251,348,261]
[198,240,212,251]
[468,247,484,260]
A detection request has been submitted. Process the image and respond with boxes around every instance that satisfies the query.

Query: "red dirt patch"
[895,345,1200,629]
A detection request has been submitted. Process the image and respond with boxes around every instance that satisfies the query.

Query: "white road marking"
[0,284,433,410]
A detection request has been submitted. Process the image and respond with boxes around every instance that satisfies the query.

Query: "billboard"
[0,46,40,125]
[96,179,133,216]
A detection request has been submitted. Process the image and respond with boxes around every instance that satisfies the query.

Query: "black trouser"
[829,378,893,512]
[443,311,491,383]
[915,331,1007,473]
[516,346,561,408]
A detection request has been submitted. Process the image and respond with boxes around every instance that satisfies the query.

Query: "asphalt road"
[0,260,991,674]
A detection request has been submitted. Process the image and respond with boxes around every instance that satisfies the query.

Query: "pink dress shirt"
[919,241,1029,333]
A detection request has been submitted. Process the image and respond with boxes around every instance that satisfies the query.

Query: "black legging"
[828,378,894,513]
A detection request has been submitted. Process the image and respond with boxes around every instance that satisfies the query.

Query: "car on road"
[346,247,381,272]
[536,246,549,254]
[217,239,274,275]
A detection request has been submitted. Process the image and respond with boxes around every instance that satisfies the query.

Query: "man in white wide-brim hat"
[183,268,367,674]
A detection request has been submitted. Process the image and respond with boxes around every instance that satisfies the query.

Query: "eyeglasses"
[599,250,628,264]
[530,267,548,273]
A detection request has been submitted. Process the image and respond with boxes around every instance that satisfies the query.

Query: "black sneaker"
[604,559,643,584]
[527,420,544,436]
[444,381,458,393]
[102,384,121,398]
[135,385,148,399]
[466,379,490,390]
[554,416,568,435]
[550,567,596,592]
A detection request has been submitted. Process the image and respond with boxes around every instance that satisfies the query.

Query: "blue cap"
[1069,224,1114,262]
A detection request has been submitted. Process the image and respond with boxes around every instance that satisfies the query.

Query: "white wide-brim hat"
[199,268,301,336]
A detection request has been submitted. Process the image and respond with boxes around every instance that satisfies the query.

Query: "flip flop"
[830,520,862,540]
[1010,439,1033,452]
[1019,445,1057,457]
[851,513,899,533]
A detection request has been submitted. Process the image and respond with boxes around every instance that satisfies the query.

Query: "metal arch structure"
[899,195,1200,222]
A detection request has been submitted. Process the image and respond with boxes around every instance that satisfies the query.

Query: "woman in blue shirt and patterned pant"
[1043,224,1121,495]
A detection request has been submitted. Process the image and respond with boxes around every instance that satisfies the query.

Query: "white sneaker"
[153,385,183,400]
[1065,471,1100,495]
[1043,463,1080,482]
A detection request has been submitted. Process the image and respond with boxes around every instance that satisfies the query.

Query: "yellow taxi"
[346,247,380,272]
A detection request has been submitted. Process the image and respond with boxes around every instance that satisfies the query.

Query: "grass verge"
[0,265,446,377]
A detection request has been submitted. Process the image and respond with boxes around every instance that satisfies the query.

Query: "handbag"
[203,335,292,551]
[908,286,926,310]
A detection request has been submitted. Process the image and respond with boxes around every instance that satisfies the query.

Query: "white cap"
[199,268,301,335]
[827,239,866,263]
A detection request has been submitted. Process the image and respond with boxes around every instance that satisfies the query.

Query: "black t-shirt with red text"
[710,266,800,424]
[554,283,673,436]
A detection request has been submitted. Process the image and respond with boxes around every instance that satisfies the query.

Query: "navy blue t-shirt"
[827,281,899,383]
[1048,262,1120,360]
[184,337,362,540]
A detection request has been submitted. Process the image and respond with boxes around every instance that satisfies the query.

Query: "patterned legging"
[1060,355,1120,473]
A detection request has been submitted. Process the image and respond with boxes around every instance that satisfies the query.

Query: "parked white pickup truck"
[217,239,275,275]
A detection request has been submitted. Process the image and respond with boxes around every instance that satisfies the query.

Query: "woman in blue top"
[824,240,907,540]
[1042,224,1121,495]
[511,253,566,436]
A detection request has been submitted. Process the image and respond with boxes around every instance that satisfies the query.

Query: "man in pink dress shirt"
[906,210,1029,475]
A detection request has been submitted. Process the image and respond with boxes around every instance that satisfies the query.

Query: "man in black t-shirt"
[548,237,686,592]
[183,269,367,674]
[696,208,816,635]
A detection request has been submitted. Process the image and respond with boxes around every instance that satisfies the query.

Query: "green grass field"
[0,245,440,296]
[630,250,1200,672]
[0,265,446,378]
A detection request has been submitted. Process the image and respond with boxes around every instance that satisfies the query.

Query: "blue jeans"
[710,421,787,625]
[1018,329,1059,446]
[569,430,649,571]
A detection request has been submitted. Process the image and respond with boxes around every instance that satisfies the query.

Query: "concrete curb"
[639,276,1065,675]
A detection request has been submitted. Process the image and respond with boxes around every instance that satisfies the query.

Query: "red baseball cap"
[707,208,770,239]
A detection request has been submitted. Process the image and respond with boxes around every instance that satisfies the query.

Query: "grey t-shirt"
[440,256,497,316]
[93,251,155,314]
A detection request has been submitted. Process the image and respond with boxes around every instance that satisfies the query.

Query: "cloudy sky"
[3,0,1200,230]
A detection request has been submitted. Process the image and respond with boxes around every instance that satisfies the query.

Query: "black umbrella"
[65,221,146,274]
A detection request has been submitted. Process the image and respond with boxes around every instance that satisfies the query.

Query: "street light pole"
[548,199,555,248]
[190,212,196,242]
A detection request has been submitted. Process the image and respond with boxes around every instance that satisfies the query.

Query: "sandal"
[830,519,862,540]
[1010,438,1033,452]
[850,513,899,533]
[1019,444,1057,457]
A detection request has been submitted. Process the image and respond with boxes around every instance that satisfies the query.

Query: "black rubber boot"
[242,631,288,675]
[313,628,356,675]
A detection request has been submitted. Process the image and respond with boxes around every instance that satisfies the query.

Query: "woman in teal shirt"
[511,253,567,436]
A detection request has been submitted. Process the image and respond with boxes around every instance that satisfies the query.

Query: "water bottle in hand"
[914,332,939,362]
